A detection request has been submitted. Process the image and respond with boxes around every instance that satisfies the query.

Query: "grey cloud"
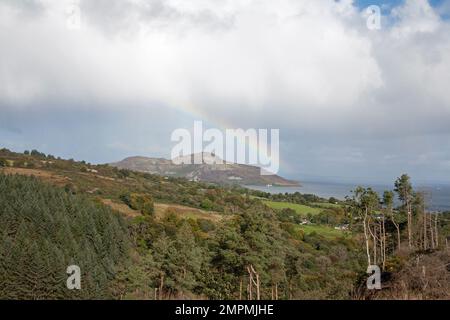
[79,0,235,37]
[1,0,449,183]
[1,0,44,16]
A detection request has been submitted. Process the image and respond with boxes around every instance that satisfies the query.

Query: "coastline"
[245,180,450,212]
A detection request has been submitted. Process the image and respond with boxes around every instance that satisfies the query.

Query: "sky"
[1,0,450,184]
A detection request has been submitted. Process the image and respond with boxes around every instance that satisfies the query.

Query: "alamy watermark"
[66,1,81,30]
[367,265,381,290]
[66,265,81,290]
[365,5,381,30]
[171,121,279,175]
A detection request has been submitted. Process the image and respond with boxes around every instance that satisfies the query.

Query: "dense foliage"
[245,189,324,205]
[0,174,130,299]
[0,149,447,300]
[116,203,365,300]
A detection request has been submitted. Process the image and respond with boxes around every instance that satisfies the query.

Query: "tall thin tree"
[395,174,414,249]
[383,190,401,251]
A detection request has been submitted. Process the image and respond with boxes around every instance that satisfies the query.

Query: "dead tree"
[159,273,164,300]
[368,220,378,265]
[247,265,260,300]
[434,214,439,248]
[271,283,279,300]
[275,283,278,300]
[423,211,428,250]
[363,210,372,265]
[390,213,401,251]
[430,214,435,249]
[407,201,413,249]
[239,279,243,300]
[380,215,386,270]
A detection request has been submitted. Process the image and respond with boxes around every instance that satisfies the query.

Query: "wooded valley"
[0,148,448,300]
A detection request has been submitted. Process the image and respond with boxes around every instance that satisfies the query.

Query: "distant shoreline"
[246,180,450,212]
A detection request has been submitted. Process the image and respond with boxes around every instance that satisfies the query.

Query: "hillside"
[0,174,130,299]
[0,147,365,300]
[110,153,300,186]
[1,147,448,300]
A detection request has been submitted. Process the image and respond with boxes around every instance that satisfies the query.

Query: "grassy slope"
[296,224,348,239]
[262,200,323,215]
[153,203,224,222]
[262,200,349,239]
[0,150,344,239]
[311,202,342,209]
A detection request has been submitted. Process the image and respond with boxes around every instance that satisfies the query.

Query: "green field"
[262,200,323,215]
[296,224,348,239]
[311,202,342,209]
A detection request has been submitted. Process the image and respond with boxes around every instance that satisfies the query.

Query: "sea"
[246,180,450,212]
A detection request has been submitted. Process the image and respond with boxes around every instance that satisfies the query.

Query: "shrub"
[197,218,216,233]
[120,192,154,216]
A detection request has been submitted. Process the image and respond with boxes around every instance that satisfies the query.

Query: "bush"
[120,192,154,216]
[197,218,216,232]
[200,199,213,210]
[30,149,46,158]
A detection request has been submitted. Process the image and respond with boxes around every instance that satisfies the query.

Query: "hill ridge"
[110,152,299,186]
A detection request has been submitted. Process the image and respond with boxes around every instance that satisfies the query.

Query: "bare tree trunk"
[247,265,260,300]
[239,279,243,300]
[363,210,372,265]
[275,283,278,300]
[407,201,412,249]
[255,272,260,300]
[381,217,386,270]
[391,214,401,251]
[368,220,377,265]
[159,274,164,300]
[430,213,435,250]
[288,281,292,300]
[434,214,439,248]
[248,267,253,300]
[423,212,428,250]
[378,220,384,270]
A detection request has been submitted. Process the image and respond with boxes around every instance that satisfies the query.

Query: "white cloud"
[0,1,446,115]
[1,0,448,135]
[1,0,450,181]
[391,0,440,35]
